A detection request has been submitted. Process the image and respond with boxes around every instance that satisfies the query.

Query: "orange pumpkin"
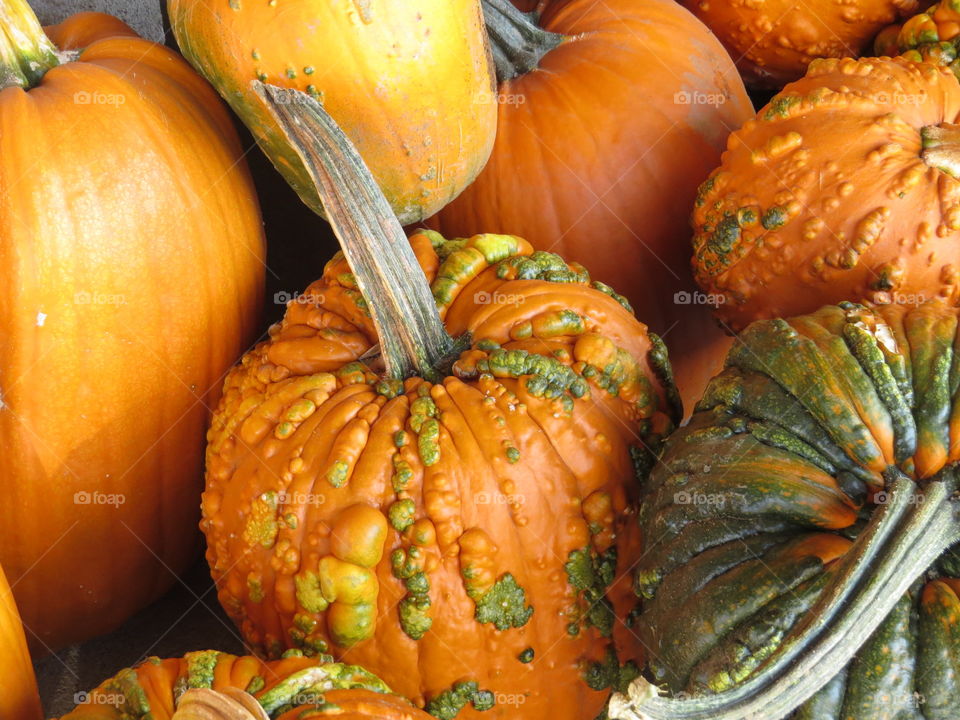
[875,0,960,69]
[0,3,265,650]
[426,0,752,411]
[680,0,920,88]
[0,563,41,720]
[692,55,960,332]
[58,650,433,720]
[202,84,679,719]
[168,0,496,225]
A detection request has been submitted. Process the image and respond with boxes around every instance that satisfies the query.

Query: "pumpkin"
[0,2,265,651]
[202,83,680,720]
[167,0,496,226]
[0,563,42,720]
[609,300,960,720]
[680,0,920,88]
[875,0,960,70]
[58,649,433,720]
[426,0,753,412]
[691,55,960,333]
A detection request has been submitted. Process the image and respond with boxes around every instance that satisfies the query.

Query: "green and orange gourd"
[611,301,960,720]
[0,0,265,651]
[691,54,960,332]
[200,83,679,719]
[167,0,497,226]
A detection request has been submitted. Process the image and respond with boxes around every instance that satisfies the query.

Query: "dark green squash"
[612,301,960,720]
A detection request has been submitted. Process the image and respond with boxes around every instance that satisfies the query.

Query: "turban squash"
[692,55,960,332]
[167,0,496,226]
[0,3,265,650]
[680,0,919,88]
[426,0,754,412]
[0,563,41,720]
[611,301,960,720]
[201,84,679,719]
[58,650,433,720]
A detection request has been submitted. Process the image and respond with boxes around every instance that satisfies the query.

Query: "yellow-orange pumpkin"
[0,563,41,720]
[0,4,265,650]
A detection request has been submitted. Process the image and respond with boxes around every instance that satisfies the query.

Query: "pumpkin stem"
[610,473,960,720]
[482,0,565,82]
[0,0,59,90]
[253,82,457,381]
[920,122,960,178]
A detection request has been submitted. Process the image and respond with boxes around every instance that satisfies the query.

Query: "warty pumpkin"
[692,55,960,333]
[0,1,265,650]
[58,649,433,720]
[680,0,919,88]
[202,83,680,720]
[426,0,753,412]
[0,563,42,720]
[610,301,960,720]
[167,0,496,226]
[875,0,960,70]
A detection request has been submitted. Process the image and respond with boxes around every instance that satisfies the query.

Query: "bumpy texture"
[682,0,918,87]
[57,650,430,720]
[693,56,960,331]
[203,231,679,720]
[636,301,960,719]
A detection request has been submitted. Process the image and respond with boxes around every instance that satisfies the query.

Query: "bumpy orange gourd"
[58,650,433,720]
[0,7,265,650]
[0,564,41,720]
[681,0,919,87]
[427,0,752,411]
[167,0,496,226]
[875,0,960,69]
[692,55,960,332]
[203,230,679,720]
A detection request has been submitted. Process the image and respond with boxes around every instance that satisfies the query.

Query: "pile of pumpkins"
[1,0,959,719]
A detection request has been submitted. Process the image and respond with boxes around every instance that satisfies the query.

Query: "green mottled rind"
[426,680,496,719]
[472,573,534,630]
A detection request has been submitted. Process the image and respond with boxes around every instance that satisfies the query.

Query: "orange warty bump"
[692,56,960,331]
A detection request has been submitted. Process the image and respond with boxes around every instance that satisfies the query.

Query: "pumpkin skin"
[203,230,679,719]
[680,0,919,88]
[0,564,41,720]
[692,56,960,333]
[634,301,960,719]
[426,0,752,412]
[57,650,432,720]
[0,12,265,651]
[167,0,496,226]
[876,0,960,70]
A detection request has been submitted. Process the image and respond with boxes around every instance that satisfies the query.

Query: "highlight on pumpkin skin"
[56,650,433,720]
[613,300,960,720]
[692,55,960,332]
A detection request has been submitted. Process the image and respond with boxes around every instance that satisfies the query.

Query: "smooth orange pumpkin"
[692,55,960,332]
[426,0,752,411]
[202,84,679,720]
[0,4,265,651]
[0,563,41,720]
[168,0,496,226]
[680,0,920,88]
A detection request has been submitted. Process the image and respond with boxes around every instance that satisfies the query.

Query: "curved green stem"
[610,474,960,720]
[253,81,456,381]
[481,0,565,82]
[0,0,58,90]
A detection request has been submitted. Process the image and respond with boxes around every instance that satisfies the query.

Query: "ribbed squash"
[681,0,919,87]
[58,650,432,720]
[428,0,753,410]
[0,2,265,651]
[0,563,41,720]
[611,301,960,720]
[202,84,679,719]
[692,55,960,332]
[167,0,496,225]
